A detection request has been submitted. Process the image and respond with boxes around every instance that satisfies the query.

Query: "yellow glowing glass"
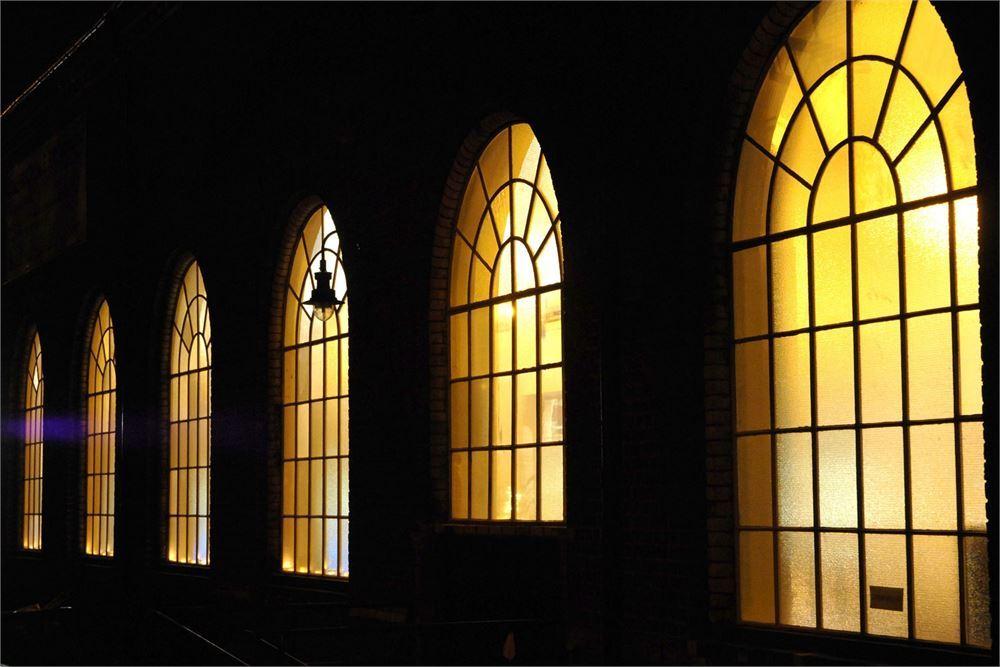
[281,205,349,577]
[167,261,212,565]
[85,299,117,557]
[448,123,564,522]
[731,0,985,645]
[22,332,44,550]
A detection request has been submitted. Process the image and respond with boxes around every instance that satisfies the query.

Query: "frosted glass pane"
[491,376,512,446]
[910,424,957,530]
[539,291,562,366]
[778,531,816,627]
[774,335,810,428]
[865,533,908,638]
[813,226,852,326]
[780,109,825,185]
[939,84,977,189]
[907,314,953,419]
[862,427,905,529]
[516,296,537,370]
[859,321,902,423]
[818,430,856,527]
[451,452,468,519]
[816,327,855,426]
[470,307,489,376]
[901,0,962,107]
[857,215,900,319]
[737,436,772,527]
[539,445,563,521]
[540,368,563,443]
[493,302,513,373]
[733,247,767,339]
[955,197,980,306]
[851,60,893,139]
[776,432,813,527]
[515,372,537,445]
[788,0,844,88]
[897,125,947,203]
[470,451,488,519]
[770,168,810,234]
[959,310,982,415]
[912,535,960,643]
[470,379,489,446]
[811,66,848,147]
[735,341,770,432]
[772,236,809,332]
[853,143,897,214]
[960,422,987,531]
[813,147,850,225]
[747,48,801,155]
[739,530,775,623]
[820,532,860,632]
[879,74,928,161]
[733,141,773,241]
[491,450,512,520]
[964,537,993,648]
[450,313,468,377]
[853,0,909,60]
[904,204,950,312]
[515,447,536,521]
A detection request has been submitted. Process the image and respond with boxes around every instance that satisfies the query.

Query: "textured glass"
[735,340,770,433]
[85,300,117,557]
[913,535,960,643]
[739,530,775,623]
[897,126,947,203]
[449,124,564,522]
[862,427,905,529]
[853,0,909,60]
[907,314,953,419]
[737,436,772,527]
[733,141,773,241]
[939,84,977,189]
[820,532,860,632]
[776,432,812,527]
[964,537,993,647]
[954,197,980,305]
[865,533,908,638]
[859,321,902,423]
[813,226,852,325]
[904,204,950,312]
[778,531,816,627]
[733,246,767,339]
[774,335,810,428]
[856,215,900,319]
[22,332,43,550]
[961,422,987,531]
[851,60,893,138]
[772,236,809,332]
[901,0,962,107]
[815,327,854,425]
[812,147,850,223]
[853,143,897,214]
[788,0,844,88]
[281,205,349,576]
[770,168,810,234]
[811,66,848,148]
[958,309,982,415]
[780,110,825,185]
[818,430,856,527]
[746,47,801,155]
[878,74,928,161]
[910,424,956,531]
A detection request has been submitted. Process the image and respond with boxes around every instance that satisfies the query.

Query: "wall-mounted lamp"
[304,257,342,321]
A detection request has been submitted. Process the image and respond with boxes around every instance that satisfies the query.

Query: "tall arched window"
[281,204,349,577]
[85,299,117,557]
[23,331,44,550]
[168,260,212,565]
[448,122,564,522]
[732,0,988,647]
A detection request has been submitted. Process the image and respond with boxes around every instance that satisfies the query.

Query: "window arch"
[731,0,988,647]
[22,331,44,550]
[280,204,349,577]
[167,260,212,565]
[85,299,117,557]
[448,122,565,522]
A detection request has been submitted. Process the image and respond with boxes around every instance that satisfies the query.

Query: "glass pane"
[450,383,468,448]
[539,291,562,366]
[810,66,847,148]
[939,84,977,189]
[737,435,772,527]
[907,313,953,419]
[859,321,902,423]
[862,427,905,529]
[778,531,816,627]
[515,447,537,521]
[910,423,957,530]
[851,60,893,139]
[772,236,809,332]
[733,141,773,241]
[865,533,908,638]
[959,309,982,415]
[788,0,844,88]
[493,302,513,373]
[774,334,810,428]
[776,432,813,527]
[961,422,987,531]
[515,296,537,370]
[451,452,468,519]
[780,108,825,185]
[912,535,960,643]
[818,430,856,527]
[812,146,849,224]
[820,532,860,632]
[450,313,468,378]
[470,379,489,446]
[515,372,537,445]
[470,451,488,519]
[470,307,489,376]
[897,125,947,203]
[816,327,855,425]
[539,445,563,521]
[853,143,897,214]
[904,204,950,312]
[491,376,512,446]
[853,0,909,59]
[964,537,993,648]
[857,215,900,319]
[878,73,928,161]
[540,368,563,443]
[813,226,852,326]
[746,48,801,155]
[900,0,962,107]
[735,340,770,432]
[491,450,512,520]
[739,530,775,623]
[955,197,980,305]
[770,168,810,234]
[733,247,767,339]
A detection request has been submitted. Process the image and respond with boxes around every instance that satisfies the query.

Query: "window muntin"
[23,332,44,550]
[168,261,212,565]
[448,123,565,522]
[85,299,117,557]
[281,205,349,577]
[732,0,988,647]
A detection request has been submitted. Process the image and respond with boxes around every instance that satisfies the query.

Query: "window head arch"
[448,122,565,522]
[731,0,987,647]
[85,298,117,557]
[22,330,44,550]
[280,203,349,577]
[168,259,212,565]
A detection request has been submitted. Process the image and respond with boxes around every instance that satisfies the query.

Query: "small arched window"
[731,0,988,647]
[85,299,117,557]
[280,204,349,577]
[448,122,564,522]
[23,331,44,550]
[167,260,212,565]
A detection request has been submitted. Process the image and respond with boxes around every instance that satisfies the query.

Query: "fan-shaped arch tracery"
[23,331,44,550]
[85,299,117,557]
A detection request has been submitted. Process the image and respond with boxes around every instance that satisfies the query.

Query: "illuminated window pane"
[281,205,349,577]
[85,300,117,557]
[22,332,44,551]
[731,0,985,647]
[168,261,212,565]
[448,123,564,522]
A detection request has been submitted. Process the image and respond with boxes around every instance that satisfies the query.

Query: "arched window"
[168,260,212,565]
[448,122,564,522]
[85,299,117,557]
[732,0,988,647]
[281,204,349,577]
[23,331,44,550]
